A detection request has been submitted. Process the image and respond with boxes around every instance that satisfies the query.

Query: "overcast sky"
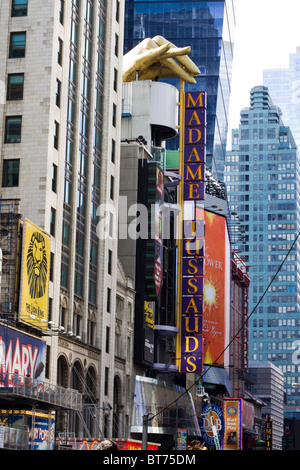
[227,0,300,142]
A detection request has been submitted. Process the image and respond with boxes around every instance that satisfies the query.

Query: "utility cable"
[146,230,300,423]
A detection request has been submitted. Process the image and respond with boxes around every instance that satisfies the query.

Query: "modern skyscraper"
[263,47,300,148]
[0,0,136,439]
[124,0,237,180]
[225,86,300,413]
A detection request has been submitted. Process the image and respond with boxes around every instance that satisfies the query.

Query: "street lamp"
[292,383,300,387]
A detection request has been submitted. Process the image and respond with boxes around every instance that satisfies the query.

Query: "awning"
[131,375,201,436]
[201,365,231,394]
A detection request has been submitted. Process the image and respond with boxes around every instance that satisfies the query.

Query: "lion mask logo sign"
[26,231,48,299]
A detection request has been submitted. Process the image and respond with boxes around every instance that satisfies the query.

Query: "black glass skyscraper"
[124,0,237,179]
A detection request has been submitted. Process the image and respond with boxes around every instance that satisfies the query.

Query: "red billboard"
[200,210,230,367]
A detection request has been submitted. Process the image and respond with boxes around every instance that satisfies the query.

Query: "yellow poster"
[223,399,242,450]
[19,219,50,329]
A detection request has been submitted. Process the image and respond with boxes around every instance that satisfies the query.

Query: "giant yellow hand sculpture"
[123,35,200,84]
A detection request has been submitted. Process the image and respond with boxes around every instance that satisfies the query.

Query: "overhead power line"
[147,230,300,423]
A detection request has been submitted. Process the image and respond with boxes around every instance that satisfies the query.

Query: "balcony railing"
[0,426,29,450]
[0,373,82,411]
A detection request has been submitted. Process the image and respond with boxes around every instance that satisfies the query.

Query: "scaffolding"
[230,254,250,397]
[0,198,20,326]
[0,200,112,445]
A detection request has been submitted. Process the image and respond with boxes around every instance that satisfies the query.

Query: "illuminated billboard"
[0,324,46,386]
[134,161,163,367]
[177,90,206,374]
[201,210,231,367]
[19,219,51,330]
[223,399,243,450]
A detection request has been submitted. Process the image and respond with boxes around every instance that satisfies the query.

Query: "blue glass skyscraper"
[264,47,300,149]
[124,0,237,180]
[225,86,300,414]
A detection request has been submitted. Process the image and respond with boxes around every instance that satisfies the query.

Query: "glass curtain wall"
[124,0,236,179]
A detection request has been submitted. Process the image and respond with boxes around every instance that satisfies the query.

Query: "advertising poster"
[28,413,55,450]
[0,325,46,386]
[0,410,55,450]
[177,429,187,450]
[201,211,230,366]
[223,399,243,450]
[19,219,51,330]
[154,167,163,296]
[200,403,224,447]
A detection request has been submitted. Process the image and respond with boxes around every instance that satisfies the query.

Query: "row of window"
[3,6,65,182]
[253,341,298,351]
[254,329,300,339]
[230,203,296,213]
[10,0,65,20]
[2,115,60,186]
[226,150,296,162]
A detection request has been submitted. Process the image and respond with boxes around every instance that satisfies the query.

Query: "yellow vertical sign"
[19,219,51,329]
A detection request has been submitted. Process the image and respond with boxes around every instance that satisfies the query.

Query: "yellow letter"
[188,128,202,143]
[186,92,204,108]
[187,258,198,275]
[185,239,203,255]
[187,278,197,294]
[185,356,197,372]
[188,183,200,199]
[187,110,202,126]
[184,316,199,333]
[184,297,199,314]
[186,147,201,162]
[185,164,203,181]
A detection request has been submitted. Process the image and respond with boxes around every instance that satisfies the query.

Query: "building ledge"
[152,363,178,372]
[154,325,179,335]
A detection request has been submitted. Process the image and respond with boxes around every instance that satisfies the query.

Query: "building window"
[52,164,57,192]
[88,314,96,346]
[60,307,67,330]
[110,175,114,200]
[74,271,83,297]
[11,0,28,17]
[114,33,119,56]
[7,74,24,100]
[5,116,22,143]
[112,103,116,127]
[116,0,120,22]
[61,263,68,288]
[9,32,26,58]
[59,0,64,24]
[55,79,61,107]
[54,121,59,149]
[50,252,54,282]
[111,139,115,163]
[89,280,96,304]
[108,249,112,275]
[106,326,110,353]
[104,367,109,395]
[73,311,82,337]
[113,68,118,92]
[57,38,63,65]
[2,160,19,187]
[50,207,56,236]
[107,287,111,313]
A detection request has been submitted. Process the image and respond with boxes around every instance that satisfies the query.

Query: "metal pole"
[142,414,148,450]
[206,396,220,450]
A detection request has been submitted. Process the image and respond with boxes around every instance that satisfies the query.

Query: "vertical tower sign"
[177,89,206,373]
